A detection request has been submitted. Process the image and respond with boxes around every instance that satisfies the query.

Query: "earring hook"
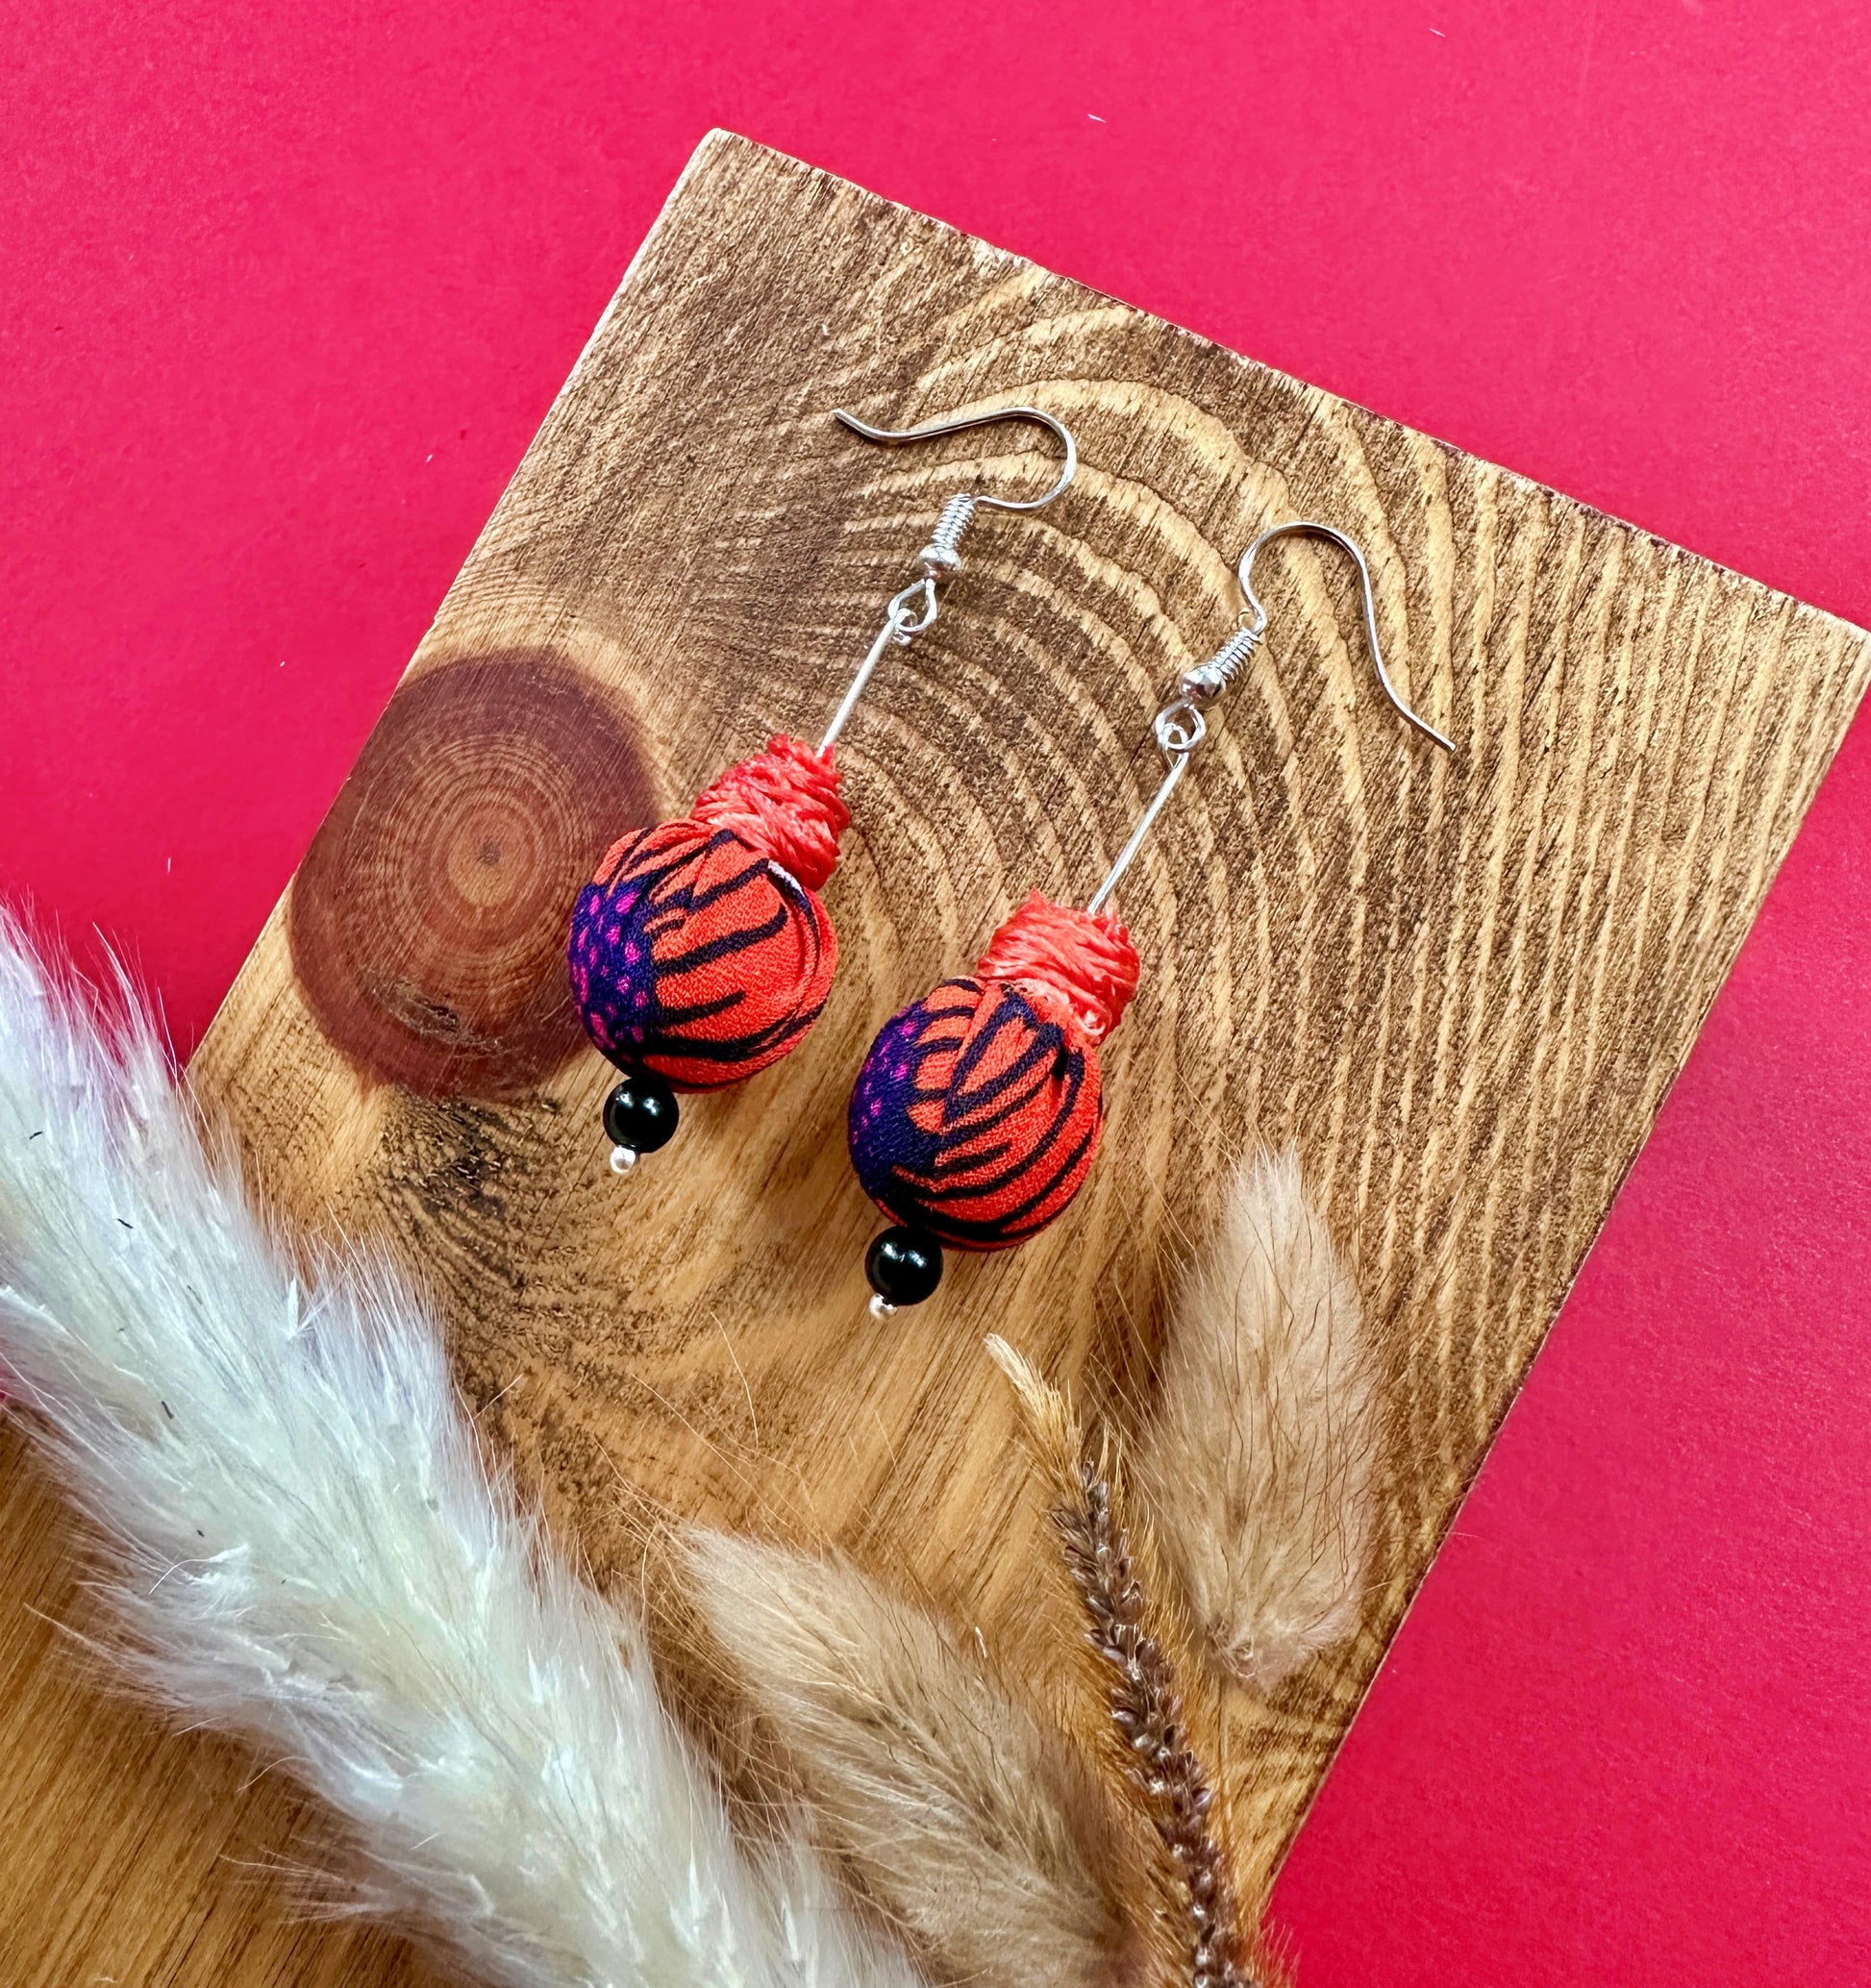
[833,404,1078,514]
[819,403,1079,754]
[1085,519,1452,916]
[1235,521,1453,753]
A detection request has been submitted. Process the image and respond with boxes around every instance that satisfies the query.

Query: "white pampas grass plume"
[1135,1148,1379,1694]
[0,915,921,1988]
[682,1530,1143,1988]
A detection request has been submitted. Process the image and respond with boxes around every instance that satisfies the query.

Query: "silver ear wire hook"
[835,401,1081,524]
[819,407,1078,752]
[1227,521,1453,751]
[1085,519,1451,915]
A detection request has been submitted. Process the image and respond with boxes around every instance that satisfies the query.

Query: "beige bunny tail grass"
[681,1528,1148,1988]
[1135,1148,1380,1694]
[985,1338,1269,1988]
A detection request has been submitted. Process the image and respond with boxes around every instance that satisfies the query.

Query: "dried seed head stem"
[987,1337,1265,1988]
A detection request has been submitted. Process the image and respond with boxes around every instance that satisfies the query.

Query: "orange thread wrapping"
[689,735,851,889]
[976,892,1140,1045]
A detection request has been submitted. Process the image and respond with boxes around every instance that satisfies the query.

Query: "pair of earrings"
[567,405,1451,1314]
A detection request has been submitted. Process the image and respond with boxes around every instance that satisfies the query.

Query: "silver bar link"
[1085,699,1208,915]
[819,576,938,752]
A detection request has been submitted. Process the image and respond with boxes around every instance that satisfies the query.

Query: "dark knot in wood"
[288,650,655,1099]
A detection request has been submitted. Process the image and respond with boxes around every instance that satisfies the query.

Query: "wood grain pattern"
[6,130,1868,1977]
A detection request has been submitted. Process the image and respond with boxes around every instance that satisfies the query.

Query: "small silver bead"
[609,1145,638,1175]
[868,1292,897,1319]
[1180,661,1228,705]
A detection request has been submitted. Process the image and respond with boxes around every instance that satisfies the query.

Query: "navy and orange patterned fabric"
[568,736,848,1091]
[848,893,1141,1251]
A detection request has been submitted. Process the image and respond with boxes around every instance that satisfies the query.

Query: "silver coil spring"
[1179,621,1263,705]
[918,493,980,574]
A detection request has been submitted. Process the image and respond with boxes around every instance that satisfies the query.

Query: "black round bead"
[865,1226,943,1308]
[603,1068,680,1156]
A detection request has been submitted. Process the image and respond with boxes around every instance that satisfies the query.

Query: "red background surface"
[5,3,1867,1977]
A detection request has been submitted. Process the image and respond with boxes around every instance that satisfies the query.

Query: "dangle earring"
[568,404,1079,1173]
[848,519,1454,1312]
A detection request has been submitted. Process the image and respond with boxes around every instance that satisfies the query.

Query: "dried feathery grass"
[0,914,923,1988]
[1135,1149,1379,1693]
[682,1528,1146,1988]
[986,1339,1266,1988]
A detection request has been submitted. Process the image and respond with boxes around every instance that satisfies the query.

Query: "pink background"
[5,3,1867,1977]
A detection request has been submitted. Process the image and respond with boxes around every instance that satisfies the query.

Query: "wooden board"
[7,128,1869,1979]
